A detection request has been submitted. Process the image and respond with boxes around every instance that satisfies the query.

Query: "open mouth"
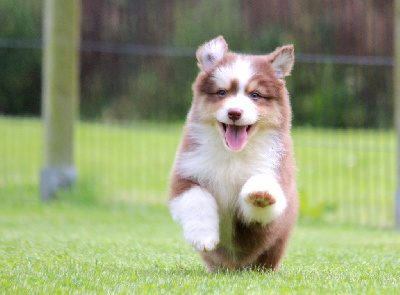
[221,123,252,151]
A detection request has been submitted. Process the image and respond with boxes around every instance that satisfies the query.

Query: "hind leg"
[253,236,290,272]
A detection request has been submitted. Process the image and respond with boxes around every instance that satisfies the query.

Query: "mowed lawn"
[0,200,399,293]
[1,116,399,293]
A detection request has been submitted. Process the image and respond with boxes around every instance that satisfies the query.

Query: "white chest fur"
[175,122,284,253]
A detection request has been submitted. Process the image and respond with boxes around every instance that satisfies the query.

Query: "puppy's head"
[191,36,294,151]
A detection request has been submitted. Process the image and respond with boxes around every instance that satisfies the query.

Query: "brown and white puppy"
[169,36,298,272]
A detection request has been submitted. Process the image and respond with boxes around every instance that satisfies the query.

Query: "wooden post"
[41,0,81,200]
[395,0,400,228]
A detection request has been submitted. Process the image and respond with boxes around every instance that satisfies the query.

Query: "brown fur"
[169,37,298,272]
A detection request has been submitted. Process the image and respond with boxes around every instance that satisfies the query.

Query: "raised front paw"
[244,190,277,208]
[185,231,219,252]
[239,174,287,226]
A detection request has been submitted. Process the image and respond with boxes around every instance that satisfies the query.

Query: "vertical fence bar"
[395,0,400,229]
[41,0,81,200]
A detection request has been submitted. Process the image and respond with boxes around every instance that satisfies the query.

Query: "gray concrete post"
[41,0,81,200]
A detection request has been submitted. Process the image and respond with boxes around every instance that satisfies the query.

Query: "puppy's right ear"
[196,36,228,71]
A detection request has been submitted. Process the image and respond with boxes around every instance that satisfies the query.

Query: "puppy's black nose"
[228,108,243,122]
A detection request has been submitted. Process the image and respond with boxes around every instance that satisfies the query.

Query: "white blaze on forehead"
[212,57,254,93]
[213,57,258,127]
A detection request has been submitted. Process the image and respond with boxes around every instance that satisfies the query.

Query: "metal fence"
[0,0,397,227]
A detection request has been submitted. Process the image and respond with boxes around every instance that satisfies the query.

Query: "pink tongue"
[225,125,248,150]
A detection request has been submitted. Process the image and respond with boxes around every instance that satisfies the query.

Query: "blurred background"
[0,0,397,227]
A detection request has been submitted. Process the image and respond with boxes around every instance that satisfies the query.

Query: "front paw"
[184,230,219,252]
[239,174,287,225]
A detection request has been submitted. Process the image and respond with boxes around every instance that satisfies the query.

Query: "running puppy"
[169,36,298,271]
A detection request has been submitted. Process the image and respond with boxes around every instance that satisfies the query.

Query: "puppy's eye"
[217,90,227,97]
[250,92,260,99]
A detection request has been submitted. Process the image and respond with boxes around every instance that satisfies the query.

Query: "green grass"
[0,116,399,293]
[1,200,399,293]
[293,128,396,226]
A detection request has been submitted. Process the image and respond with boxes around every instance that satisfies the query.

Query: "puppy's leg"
[239,174,287,226]
[253,232,291,272]
[169,186,219,252]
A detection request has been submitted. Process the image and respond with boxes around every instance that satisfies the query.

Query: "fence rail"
[0,38,395,66]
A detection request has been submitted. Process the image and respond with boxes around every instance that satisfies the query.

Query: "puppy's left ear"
[270,45,294,79]
[196,36,228,71]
